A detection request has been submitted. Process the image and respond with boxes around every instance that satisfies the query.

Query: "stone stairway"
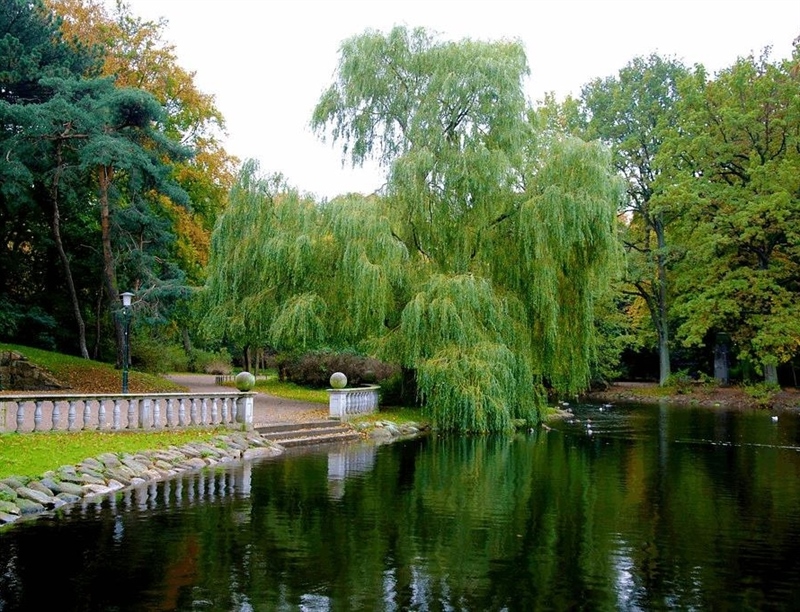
[255,420,361,448]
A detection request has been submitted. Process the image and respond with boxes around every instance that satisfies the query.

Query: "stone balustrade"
[327,385,380,420]
[0,391,255,433]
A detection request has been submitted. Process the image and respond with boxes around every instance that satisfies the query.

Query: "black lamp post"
[121,291,134,394]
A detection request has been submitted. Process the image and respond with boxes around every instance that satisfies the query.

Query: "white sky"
[120,0,799,200]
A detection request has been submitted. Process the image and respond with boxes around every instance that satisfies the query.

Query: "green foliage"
[205,28,622,432]
[663,369,694,394]
[188,347,232,375]
[0,0,214,367]
[664,48,800,379]
[577,53,691,385]
[742,381,781,408]
[0,0,98,106]
[130,333,188,374]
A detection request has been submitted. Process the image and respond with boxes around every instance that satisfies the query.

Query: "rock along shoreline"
[0,431,284,528]
[0,420,426,529]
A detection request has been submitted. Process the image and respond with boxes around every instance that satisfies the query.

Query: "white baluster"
[97,399,107,430]
[127,398,136,429]
[211,398,219,424]
[51,400,61,430]
[113,399,122,430]
[178,398,187,426]
[68,400,77,431]
[15,401,24,432]
[140,398,151,429]
[190,398,199,425]
[33,400,43,432]
[83,400,91,430]
[153,398,161,428]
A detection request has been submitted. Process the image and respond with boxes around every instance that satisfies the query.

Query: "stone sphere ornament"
[330,372,348,389]
[235,371,256,391]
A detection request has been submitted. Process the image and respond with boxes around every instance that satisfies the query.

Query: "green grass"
[0,429,227,480]
[349,407,427,426]
[250,373,329,404]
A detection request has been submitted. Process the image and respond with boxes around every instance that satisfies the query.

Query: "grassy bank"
[0,345,427,481]
[1,343,202,479]
[0,429,228,480]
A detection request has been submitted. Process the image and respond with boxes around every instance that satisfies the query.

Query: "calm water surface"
[2,403,800,610]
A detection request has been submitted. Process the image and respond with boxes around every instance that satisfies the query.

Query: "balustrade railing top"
[0,391,254,433]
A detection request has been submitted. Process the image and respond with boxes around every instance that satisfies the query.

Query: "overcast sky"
[120,0,799,199]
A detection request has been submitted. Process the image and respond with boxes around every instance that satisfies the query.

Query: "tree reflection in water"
[2,404,800,610]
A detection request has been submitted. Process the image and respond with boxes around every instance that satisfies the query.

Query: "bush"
[188,347,232,375]
[663,369,694,394]
[743,381,781,408]
[378,367,419,407]
[131,336,188,374]
[280,350,400,389]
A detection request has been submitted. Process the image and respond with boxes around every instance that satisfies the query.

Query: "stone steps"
[255,420,361,448]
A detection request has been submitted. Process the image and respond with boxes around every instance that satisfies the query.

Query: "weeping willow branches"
[204,28,622,433]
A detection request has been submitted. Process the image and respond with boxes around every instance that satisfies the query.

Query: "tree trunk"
[764,363,778,385]
[181,327,192,353]
[48,155,89,359]
[243,345,251,373]
[713,334,729,385]
[654,215,671,386]
[98,164,124,368]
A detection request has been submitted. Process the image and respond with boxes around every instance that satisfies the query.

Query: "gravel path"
[166,374,329,426]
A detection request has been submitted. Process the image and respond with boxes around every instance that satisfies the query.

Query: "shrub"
[378,367,418,407]
[743,381,781,408]
[663,369,694,394]
[280,350,399,389]
[131,336,188,374]
[188,347,232,375]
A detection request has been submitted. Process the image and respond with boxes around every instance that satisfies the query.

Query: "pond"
[2,402,800,610]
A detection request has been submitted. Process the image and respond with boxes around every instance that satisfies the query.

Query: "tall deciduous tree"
[577,54,690,385]
[203,27,621,432]
[663,47,800,383]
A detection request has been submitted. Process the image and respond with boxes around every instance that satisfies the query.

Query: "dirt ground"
[584,381,800,411]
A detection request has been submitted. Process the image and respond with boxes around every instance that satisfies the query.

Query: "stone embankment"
[355,419,427,441]
[0,431,281,527]
[0,419,428,528]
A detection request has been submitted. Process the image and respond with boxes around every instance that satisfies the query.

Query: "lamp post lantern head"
[121,292,134,308]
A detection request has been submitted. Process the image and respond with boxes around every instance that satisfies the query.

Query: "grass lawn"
[0,429,227,480]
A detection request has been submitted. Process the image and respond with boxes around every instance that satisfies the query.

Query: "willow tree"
[204,28,620,432]
[311,27,621,431]
[201,160,408,369]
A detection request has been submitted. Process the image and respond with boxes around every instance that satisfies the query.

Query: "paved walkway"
[166,374,329,426]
